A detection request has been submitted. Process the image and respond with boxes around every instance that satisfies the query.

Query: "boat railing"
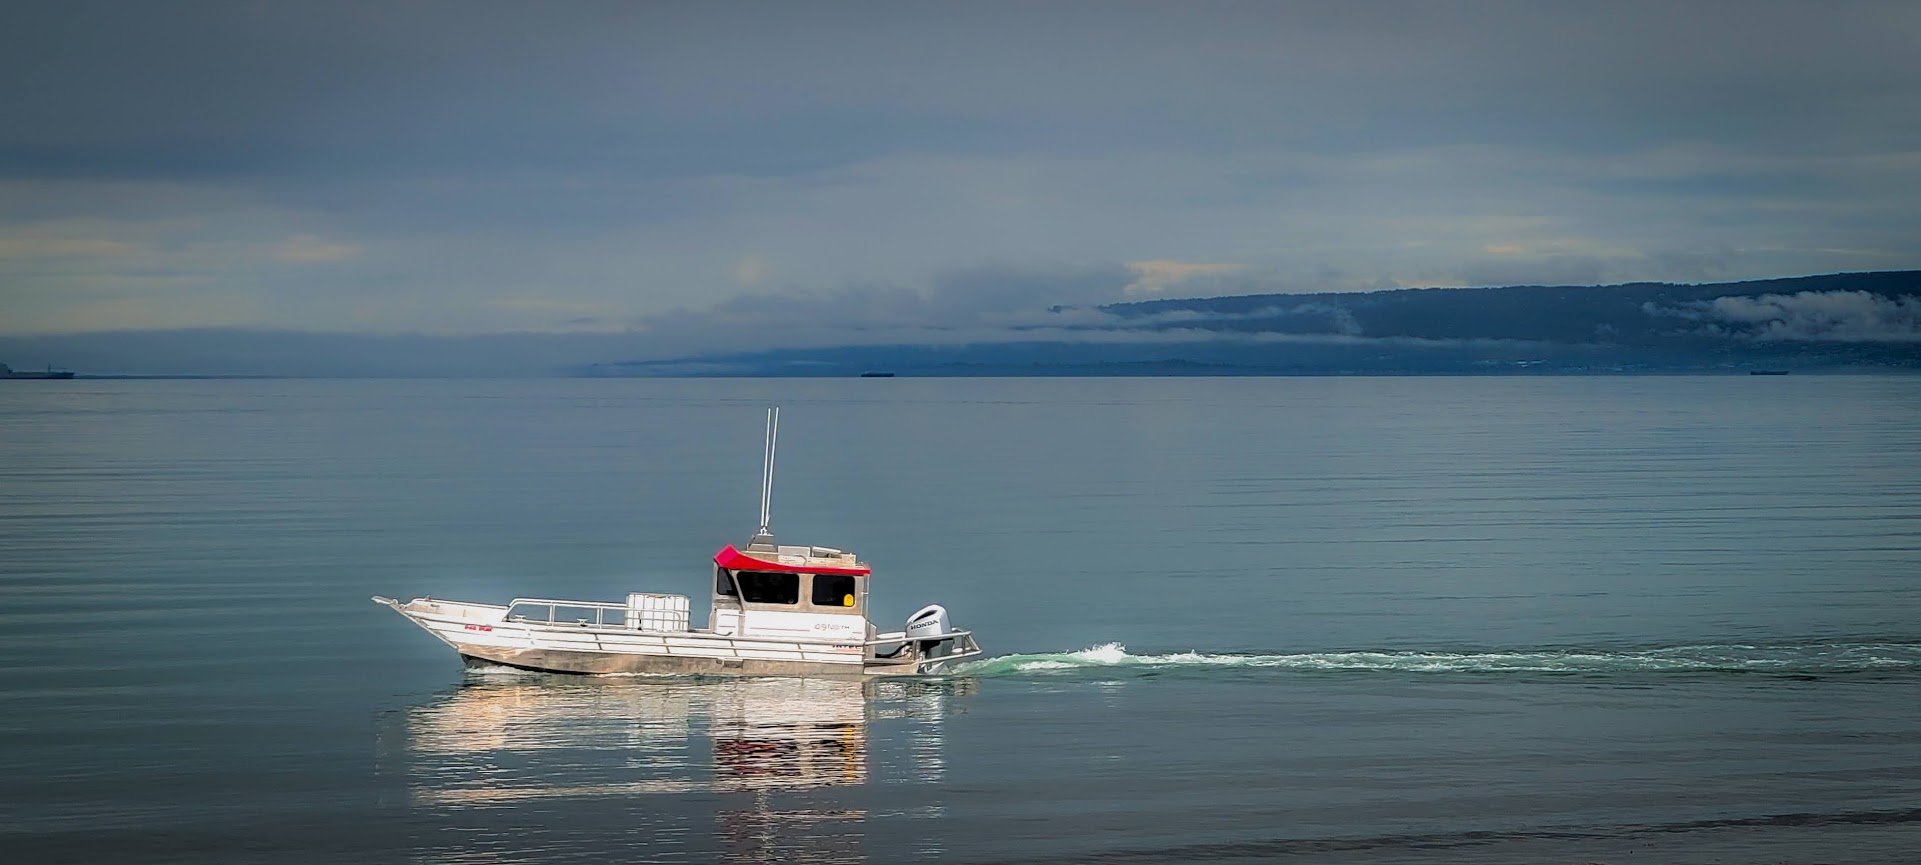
[937,631,985,666]
[862,628,973,647]
[863,629,982,671]
[505,597,631,628]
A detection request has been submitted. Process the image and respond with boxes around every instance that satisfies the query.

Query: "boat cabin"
[709,541,872,642]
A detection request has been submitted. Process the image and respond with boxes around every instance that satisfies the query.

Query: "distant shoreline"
[18,369,1920,381]
[69,374,289,380]
[4,270,1917,378]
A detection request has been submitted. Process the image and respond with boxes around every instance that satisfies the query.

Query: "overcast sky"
[3,0,1918,337]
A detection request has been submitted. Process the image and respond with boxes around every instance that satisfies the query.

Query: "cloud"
[1454,253,1612,289]
[1646,290,1921,342]
[625,263,1134,356]
[1123,260,1246,296]
[3,3,1920,340]
[481,296,626,331]
[272,234,361,263]
[0,235,141,260]
[1109,302,1364,337]
[15,295,265,333]
[605,262,1411,364]
[729,254,770,286]
[1444,239,1764,289]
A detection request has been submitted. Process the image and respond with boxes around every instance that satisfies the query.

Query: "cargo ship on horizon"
[1,362,75,380]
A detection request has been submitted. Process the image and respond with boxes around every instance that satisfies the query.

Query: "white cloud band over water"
[1647,290,1921,342]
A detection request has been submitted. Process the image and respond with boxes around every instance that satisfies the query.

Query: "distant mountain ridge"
[1101,271,1921,345]
[591,271,1921,376]
[7,271,1916,378]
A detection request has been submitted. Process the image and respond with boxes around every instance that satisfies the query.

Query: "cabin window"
[715,567,737,596]
[735,571,799,605]
[811,574,859,608]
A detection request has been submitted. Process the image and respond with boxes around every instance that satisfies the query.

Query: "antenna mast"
[751,407,779,548]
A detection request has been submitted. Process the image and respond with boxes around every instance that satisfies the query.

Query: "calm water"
[2,376,1918,864]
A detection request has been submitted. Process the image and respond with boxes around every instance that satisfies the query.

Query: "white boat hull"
[376,597,976,677]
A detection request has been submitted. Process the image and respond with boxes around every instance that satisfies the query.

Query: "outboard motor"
[905,604,954,660]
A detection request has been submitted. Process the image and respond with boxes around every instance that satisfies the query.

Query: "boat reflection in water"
[384,674,971,863]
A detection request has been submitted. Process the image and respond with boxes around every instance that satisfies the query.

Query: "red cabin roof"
[713,544,872,576]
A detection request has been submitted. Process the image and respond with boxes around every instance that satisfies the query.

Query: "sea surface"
[2,376,1918,864]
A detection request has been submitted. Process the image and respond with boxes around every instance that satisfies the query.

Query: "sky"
[2,0,1919,352]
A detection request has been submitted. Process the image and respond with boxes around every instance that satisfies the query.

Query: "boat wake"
[952,641,1921,678]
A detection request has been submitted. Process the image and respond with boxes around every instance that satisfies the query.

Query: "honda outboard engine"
[905,604,955,660]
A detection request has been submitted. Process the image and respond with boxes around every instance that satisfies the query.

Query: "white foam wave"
[460,667,556,682]
[953,641,1921,677]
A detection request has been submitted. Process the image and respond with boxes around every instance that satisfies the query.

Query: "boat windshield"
[735,571,799,605]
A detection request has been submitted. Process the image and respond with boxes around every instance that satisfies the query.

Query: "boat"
[859,371,895,378]
[1,362,75,380]
[1749,370,1791,376]
[375,408,982,677]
